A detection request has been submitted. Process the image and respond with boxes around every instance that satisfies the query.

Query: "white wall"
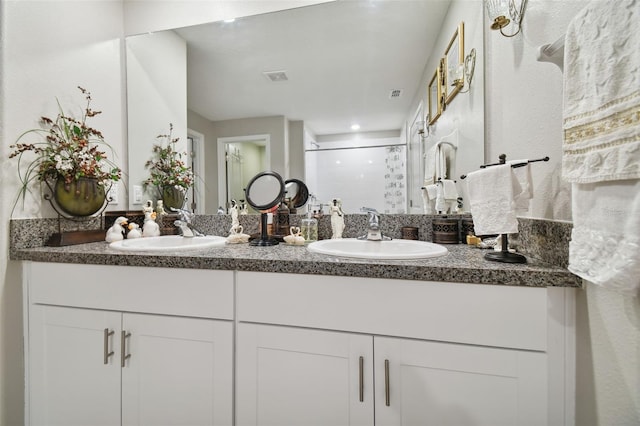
[0,1,125,423]
[485,1,640,424]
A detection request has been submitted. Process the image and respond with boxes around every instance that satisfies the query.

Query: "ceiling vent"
[389,89,403,99]
[263,70,289,82]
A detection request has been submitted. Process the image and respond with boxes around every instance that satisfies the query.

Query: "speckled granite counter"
[10,238,581,288]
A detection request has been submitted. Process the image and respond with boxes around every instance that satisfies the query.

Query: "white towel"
[568,180,640,296]
[441,179,458,202]
[423,144,439,186]
[508,160,533,212]
[465,165,519,236]
[421,185,437,214]
[562,0,640,183]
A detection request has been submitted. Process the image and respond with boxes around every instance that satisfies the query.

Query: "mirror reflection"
[126,0,484,214]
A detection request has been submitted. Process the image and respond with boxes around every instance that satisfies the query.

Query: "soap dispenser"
[301,207,318,242]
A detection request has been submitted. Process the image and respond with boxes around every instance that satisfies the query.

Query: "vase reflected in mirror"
[162,186,186,211]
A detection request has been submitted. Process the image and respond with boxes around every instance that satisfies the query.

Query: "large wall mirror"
[126,0,484,214]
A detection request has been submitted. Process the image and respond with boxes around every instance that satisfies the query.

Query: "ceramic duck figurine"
[142,211,161,237]
[105,216,128,242]
[127,223,142,239]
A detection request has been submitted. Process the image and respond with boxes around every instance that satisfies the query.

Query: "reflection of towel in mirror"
[421,184,437,214]
[435,179,458,213]
[508,160,533,212]
[423,144,439,185]
[465,165,519,235]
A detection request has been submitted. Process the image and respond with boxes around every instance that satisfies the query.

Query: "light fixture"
[485,0,527,37]
[351,124,360,131]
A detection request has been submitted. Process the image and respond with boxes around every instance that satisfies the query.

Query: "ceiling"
[176,0,452,137]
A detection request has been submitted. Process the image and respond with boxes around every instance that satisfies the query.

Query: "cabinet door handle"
[359,356,364,402]
[103,329,114,365]
[384,359,390,407]
[121,330,132,367]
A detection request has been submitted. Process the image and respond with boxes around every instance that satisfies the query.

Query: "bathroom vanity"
[14,237,579,426]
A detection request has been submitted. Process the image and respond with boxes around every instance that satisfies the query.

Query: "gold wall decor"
[428,64,443,125]
[444,21,465,105]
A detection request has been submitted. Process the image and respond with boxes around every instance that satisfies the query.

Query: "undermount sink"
[307,238,448,260]
[109,235,227,252]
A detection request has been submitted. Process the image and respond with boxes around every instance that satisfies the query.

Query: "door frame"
[217,134,270,211]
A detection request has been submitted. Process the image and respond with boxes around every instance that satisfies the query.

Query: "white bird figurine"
[142,211,161,237]
[127,223,142,239]
[105,216,128,242]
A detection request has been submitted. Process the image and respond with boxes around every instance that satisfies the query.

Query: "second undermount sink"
[307,238,448,260]
[109,235,227,252]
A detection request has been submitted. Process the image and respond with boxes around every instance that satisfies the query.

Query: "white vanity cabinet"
[236,271,575,426]
[23,262,234,426]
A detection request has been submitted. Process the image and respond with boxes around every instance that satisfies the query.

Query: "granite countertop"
[11,240,582,288]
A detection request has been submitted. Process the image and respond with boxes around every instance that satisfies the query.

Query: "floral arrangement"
[144,123,194,195]
[9,87,122,206]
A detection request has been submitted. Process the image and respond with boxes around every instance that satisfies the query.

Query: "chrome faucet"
[172,209,205,237]
[358,207,391,241]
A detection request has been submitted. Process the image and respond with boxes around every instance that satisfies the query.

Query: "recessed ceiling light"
[224,18,236,23]
[351,124,360,131]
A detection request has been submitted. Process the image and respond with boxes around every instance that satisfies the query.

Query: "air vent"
[263,70,289,82]
[389,89,403,99]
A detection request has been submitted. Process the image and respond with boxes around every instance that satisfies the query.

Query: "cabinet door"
[121,313,233,426]
[236,323,374,426]
[28,304,122,426]
[374,337,547,426]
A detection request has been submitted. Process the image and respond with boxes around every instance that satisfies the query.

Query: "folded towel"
[508,160,533,212]
[423,144,439,186]
[465,165,519,235]
[562,0,640,183]
[568,179,640,296]
[441,179,459,201]
[420,185,437,214]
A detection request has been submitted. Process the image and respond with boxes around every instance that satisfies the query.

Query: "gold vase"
[54,178,106,217]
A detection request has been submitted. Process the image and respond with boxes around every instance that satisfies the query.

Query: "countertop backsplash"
[9,214,572,269]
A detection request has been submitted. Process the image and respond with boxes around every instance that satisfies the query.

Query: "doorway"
[217,135,270,212]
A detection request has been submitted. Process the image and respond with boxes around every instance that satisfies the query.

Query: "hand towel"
[562,0,640,183]
[508,160,533,212]
[465,165,519,236]
[423,144,439,186]
[568,179,640,296]
[435,182,447,213]
[420,185,437,214]
[441,179,459,202]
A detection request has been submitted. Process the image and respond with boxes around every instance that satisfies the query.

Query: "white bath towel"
[423,144,439,186]
[568,179,640,296]
[562,0,640,183]
[465,165,519,236]
[563,0,640,296]
[508,160,533,212]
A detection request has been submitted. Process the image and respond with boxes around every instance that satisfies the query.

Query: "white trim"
[187,129,205,214]
[217,134,271,211]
